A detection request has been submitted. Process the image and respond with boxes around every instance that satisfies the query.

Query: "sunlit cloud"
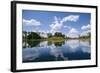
[50,16,63,33]
[23,19,41,26]
[63,25,71,29]
[68,28,79,34]
[23,19,41,32]
[80,30,90,36]
[80,24,91,36]
[50,15,80,34]
[67,28,79,38]
[81,24,91,30]
[61,15,79,23]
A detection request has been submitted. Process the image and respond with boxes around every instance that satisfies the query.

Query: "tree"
[88,32,91,38]
[27,32,41,40]
[47,33,52,38]
[54,32,65,38]
[79,32,91,39]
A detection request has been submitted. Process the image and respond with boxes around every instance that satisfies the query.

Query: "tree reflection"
[23,40,41,48]
[54,41,65,47]
[48,40,65,47]
[23,39,91,62]
[23,40,65,48]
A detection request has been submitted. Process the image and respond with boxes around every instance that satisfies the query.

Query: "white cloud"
[80,24,91,36]
[80,30,90,36]
[23,19,41,26]
[39,32,48,38]
[67,34,79,38]
[81,24,91,30]
[50,15,79,33]
[50,16,63,33]
[63,25,71,29]
[68,28,79,34]
[67,28,79,38]
[38,30,50,34]
[61,15,79,23]
[23,19,41,32]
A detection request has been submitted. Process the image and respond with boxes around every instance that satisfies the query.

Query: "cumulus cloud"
[61,15,79,23]
[80,24,91,36]
[67,28,79,38]
[81,24,91,30]
[23,19,41,32]
[23,19,41,26]
[68,28,79,34]
[50,16,63,33]
[50,15,79,33]
[67,34,79,38]
[63,25,71,29]
[80,30,90,36]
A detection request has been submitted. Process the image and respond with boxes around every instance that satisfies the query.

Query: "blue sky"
[22,10,91,38]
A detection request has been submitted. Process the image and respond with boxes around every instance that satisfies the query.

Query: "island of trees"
[23,31,91,41]
[22,31,91,48]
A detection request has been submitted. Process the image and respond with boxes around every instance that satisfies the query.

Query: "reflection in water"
[39,41,48,47]
[80,40,91,53]
[80,40,90,47]
[54,41,65,47]
[22,39,91,63]
[23,48,39,62]
[65,40,80,52]
[50,44,68,61]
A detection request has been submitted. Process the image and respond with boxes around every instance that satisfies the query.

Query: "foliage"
[47,33,52,38]
[54,32,65,38]
[23,31,91,40]
[79,32,91,39]
[27,32,41,40]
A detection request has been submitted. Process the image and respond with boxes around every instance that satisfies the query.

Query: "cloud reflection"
[65,40,80,52]
[80,40,91,53]
[23,48,39,62]
[50,44,68,60]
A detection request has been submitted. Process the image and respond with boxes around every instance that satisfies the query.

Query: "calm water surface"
[22,39,91,63]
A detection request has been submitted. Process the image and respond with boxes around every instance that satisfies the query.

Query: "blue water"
[22,39,91,63]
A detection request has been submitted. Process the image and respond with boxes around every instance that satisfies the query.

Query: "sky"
[22,10,91,38]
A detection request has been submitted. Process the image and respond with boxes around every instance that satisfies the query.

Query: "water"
[22,39,91,63]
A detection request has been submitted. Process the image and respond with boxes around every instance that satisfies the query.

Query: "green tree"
[47,33,52,38]
[54,32,65,38]
[27,32,41,40]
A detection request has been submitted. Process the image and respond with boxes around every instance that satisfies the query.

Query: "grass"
[47,37,66,43]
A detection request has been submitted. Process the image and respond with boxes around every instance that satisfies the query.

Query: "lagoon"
[22,39,91,63]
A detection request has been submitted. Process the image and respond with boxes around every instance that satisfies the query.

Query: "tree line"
[23,31,91,40]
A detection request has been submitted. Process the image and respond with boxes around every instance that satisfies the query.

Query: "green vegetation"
[47,32,66,41]
[23,31,91,48]
[47,33,52,38]
[23,31,91,41]
[27,32,41,40]
[79,32,91,39]
[54,32,65,38]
